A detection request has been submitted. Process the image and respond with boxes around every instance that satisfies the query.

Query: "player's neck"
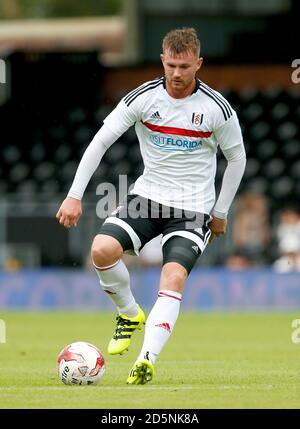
[165,78,197,99]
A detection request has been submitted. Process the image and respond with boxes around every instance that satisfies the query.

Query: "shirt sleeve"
[67,124,119,200]
[215,111,244,151]
[103,98,140,135]
[67,86,144,200]
[211,113,246,218]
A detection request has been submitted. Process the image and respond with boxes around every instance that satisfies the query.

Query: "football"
[57,341,105,385]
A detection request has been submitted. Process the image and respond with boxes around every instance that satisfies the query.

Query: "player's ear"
[197,57,203,71]
[160,54,164,64]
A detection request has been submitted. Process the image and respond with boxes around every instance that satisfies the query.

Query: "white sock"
[138,290,182,364]
[94,259,138,317]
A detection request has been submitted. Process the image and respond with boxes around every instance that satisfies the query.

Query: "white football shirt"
[103,77,244,214]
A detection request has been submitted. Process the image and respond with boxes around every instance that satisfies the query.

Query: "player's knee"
[91,234,123,267]
[162,263,187,288]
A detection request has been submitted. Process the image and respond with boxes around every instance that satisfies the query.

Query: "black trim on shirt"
[199,81,232,121]
[124,78,164,107]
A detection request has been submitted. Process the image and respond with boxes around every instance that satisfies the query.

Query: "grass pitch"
[0,311,299,409]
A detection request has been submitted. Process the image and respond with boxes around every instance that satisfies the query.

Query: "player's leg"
[127,223,211,384]
[91,223,145,355]
[93,194,158,355]
[91,233,138,318]
[127,258,187,385]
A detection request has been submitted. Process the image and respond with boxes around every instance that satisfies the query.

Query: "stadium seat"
[3,145,21,164]
[282,140,300,159]
[9,163,30,183]
[270,102,290,121]
[263,158,286,179]
[276,121,297,140]
[33,162,56,182]
[30,143,47,164]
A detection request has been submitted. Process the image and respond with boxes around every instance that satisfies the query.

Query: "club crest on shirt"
[192,112,204,126]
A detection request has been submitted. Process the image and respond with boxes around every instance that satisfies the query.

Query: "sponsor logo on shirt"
[150,135,202,152]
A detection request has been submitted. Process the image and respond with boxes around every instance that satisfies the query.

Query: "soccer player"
[56,28,246,385]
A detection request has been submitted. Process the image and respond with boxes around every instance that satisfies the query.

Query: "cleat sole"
[126,359,154,385]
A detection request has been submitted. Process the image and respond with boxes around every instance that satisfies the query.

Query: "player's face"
[160,49,203,98]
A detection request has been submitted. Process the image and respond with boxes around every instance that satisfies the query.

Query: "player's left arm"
[210,113,246,239]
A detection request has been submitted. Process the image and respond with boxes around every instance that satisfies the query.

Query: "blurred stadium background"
[0,0,300,311]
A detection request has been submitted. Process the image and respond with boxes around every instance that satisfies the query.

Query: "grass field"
[0,311,299,409]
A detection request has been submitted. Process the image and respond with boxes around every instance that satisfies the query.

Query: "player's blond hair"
[162,27,201,57]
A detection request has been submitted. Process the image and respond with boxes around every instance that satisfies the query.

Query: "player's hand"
[208,215,227,242]
[56,197,82,229]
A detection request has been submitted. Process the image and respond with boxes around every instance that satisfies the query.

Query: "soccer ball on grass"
[57,341,105,385]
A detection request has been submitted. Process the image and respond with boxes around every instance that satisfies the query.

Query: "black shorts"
[99,194,211,273]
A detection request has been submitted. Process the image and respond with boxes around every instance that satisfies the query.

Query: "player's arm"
[56,125,120,228]
[210,113,246,239]
[56,99,138,228]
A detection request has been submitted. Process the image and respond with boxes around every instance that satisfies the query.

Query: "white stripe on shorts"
[103,217,142,256]
[161,230,208,253]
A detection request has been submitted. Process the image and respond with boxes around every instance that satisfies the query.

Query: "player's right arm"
[56,96,140,228]
[56,125,120,228]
